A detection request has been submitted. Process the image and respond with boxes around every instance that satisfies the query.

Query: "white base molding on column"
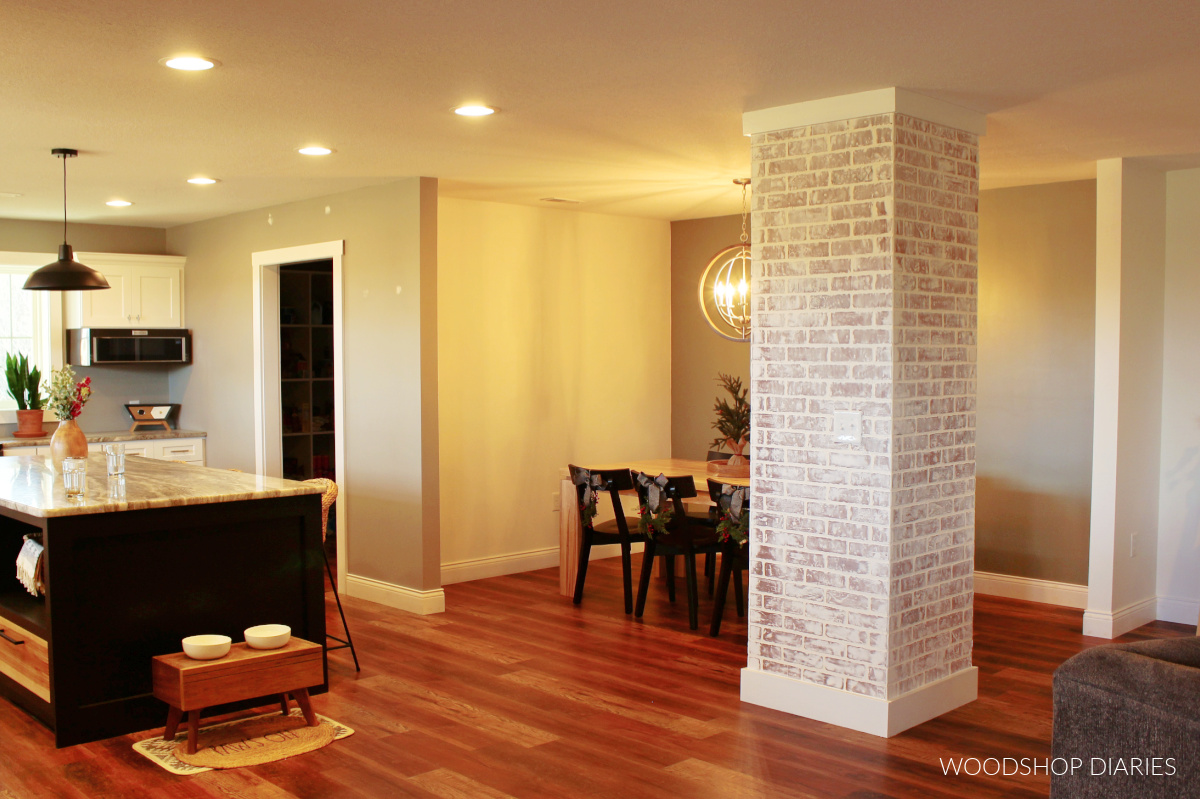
[442,547,560,585]
[345,573,446,615]
[1082,596,1158,639]
[740,666,979,738]
[974,571,1088,609]
[1157,595,1200,627]
[441,542,646,585]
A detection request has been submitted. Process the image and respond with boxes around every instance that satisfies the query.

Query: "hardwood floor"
[0,557,1192,798]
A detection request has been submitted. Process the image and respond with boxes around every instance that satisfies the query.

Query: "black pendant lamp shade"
[23,149,111,291]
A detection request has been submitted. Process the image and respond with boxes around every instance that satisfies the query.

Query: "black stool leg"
[664,555,676,602]
[705,552,715,596]
[324,548,360,671]
[733,557,745,617]
[710,551,734,636]
[619,540,634,614]
[684,551,699,630]
[635,540,657,617]
[573,529,593,605]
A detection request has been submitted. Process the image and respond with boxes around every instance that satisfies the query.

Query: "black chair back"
[633,472,698,540]
[568,465,635,533]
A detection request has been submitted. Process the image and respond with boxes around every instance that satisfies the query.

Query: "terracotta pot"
[13,409,48,439]
[50,419,88,472]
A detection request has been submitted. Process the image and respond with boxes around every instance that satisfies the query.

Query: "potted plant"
[46,365,92,471]
[708,373,750,478]
[5,354,48,438]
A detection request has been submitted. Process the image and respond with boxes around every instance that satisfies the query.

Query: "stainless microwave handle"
[182,337,188,362]
[91,337,98,365]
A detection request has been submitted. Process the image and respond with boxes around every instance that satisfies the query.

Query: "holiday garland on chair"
[635,472,674,538]
[712,483,749,545]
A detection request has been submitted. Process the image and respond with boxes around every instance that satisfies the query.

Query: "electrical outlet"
[551,491,560,513]
[833,411,862,445]
[1130,532,1138,558]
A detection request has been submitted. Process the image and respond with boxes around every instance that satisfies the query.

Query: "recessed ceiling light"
[105,200,133,207]
[297,146,333,156]
[162,56,218,71]
[187,177,219,185]
[454,105,496,117]
[0,192,22,198]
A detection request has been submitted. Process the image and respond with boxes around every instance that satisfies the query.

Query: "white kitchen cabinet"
[153,438,204,464]
[66,253,186,328]
[85,441,153,458]
[5,437,205,464]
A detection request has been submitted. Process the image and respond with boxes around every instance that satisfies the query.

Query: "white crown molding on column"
[743,87,987,137]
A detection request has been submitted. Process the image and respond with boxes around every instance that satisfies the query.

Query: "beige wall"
[165,178,441,593]
[0,218,167,255]
[1085,159,1166,635]
[436,198,671,576]
[1157,168,1200,620]
[976,181,1096,585]
[670,214,750,460]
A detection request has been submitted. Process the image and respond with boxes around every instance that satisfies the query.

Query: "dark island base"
[0,494,325,747]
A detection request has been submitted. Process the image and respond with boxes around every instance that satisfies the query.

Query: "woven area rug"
[132,709,354,775]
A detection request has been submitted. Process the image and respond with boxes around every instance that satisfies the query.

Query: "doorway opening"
[252,240,346,589]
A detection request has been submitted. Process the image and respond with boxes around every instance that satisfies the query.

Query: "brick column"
[740,89,985,737]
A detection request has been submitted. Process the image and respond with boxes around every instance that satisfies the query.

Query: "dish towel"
[16,536,44,597]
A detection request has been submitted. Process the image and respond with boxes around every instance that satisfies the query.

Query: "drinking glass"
[107,475,127,502]
[103,443,126,476]
[62,457,87,497]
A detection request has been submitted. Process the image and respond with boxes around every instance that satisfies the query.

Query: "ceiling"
[2,1,1200,228]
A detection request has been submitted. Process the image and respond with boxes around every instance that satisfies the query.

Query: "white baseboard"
[740,665,978,738]
[974,571,1088,609]
[345,573,445,615]
[1156,595,1200,626]
[442,547,560,585]
[441,542,645,585]
[1082,596,1158,639]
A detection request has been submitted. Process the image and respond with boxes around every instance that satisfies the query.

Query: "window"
[0,261,56,418]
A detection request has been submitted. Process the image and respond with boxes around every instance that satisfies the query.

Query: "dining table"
[557,458,750,597]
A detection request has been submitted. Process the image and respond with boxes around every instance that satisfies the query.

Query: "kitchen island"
[0,454,325,747]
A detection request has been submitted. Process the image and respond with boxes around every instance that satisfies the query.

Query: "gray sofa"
[1051,636,1200,798]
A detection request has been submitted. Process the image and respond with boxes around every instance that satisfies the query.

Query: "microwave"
[67,328,192,366]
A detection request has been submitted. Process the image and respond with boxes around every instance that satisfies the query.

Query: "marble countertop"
[0,454,320,518]
[0,429,207,450]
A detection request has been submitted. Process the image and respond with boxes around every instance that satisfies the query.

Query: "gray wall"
[165,178,441,592]
[670,214,751,460]
[0,218,167,254]
[976,180,1097,585]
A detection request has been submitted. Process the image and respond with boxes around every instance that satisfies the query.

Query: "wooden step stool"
[152,638,324,754]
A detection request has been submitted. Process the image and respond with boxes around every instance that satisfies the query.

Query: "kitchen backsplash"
[0,365,172,436]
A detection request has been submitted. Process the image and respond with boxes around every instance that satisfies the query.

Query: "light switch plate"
[834,411,863,445]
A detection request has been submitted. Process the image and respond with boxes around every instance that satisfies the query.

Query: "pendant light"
[23,149,111,291]
[697,178,752,341]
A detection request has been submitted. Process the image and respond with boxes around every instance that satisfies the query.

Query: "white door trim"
[251,240,347,589]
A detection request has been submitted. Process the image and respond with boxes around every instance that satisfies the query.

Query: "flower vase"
[50,419,88,472]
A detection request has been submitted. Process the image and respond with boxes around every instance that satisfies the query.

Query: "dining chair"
[633,472,721,630]
[568,465,646,614]
[707,479,749,636]
[302,478,360,671]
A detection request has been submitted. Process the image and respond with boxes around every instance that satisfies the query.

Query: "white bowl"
[244,624,291,650]
[182,634,231,660]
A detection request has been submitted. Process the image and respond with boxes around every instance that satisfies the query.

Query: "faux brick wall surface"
[747,113,978,701]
